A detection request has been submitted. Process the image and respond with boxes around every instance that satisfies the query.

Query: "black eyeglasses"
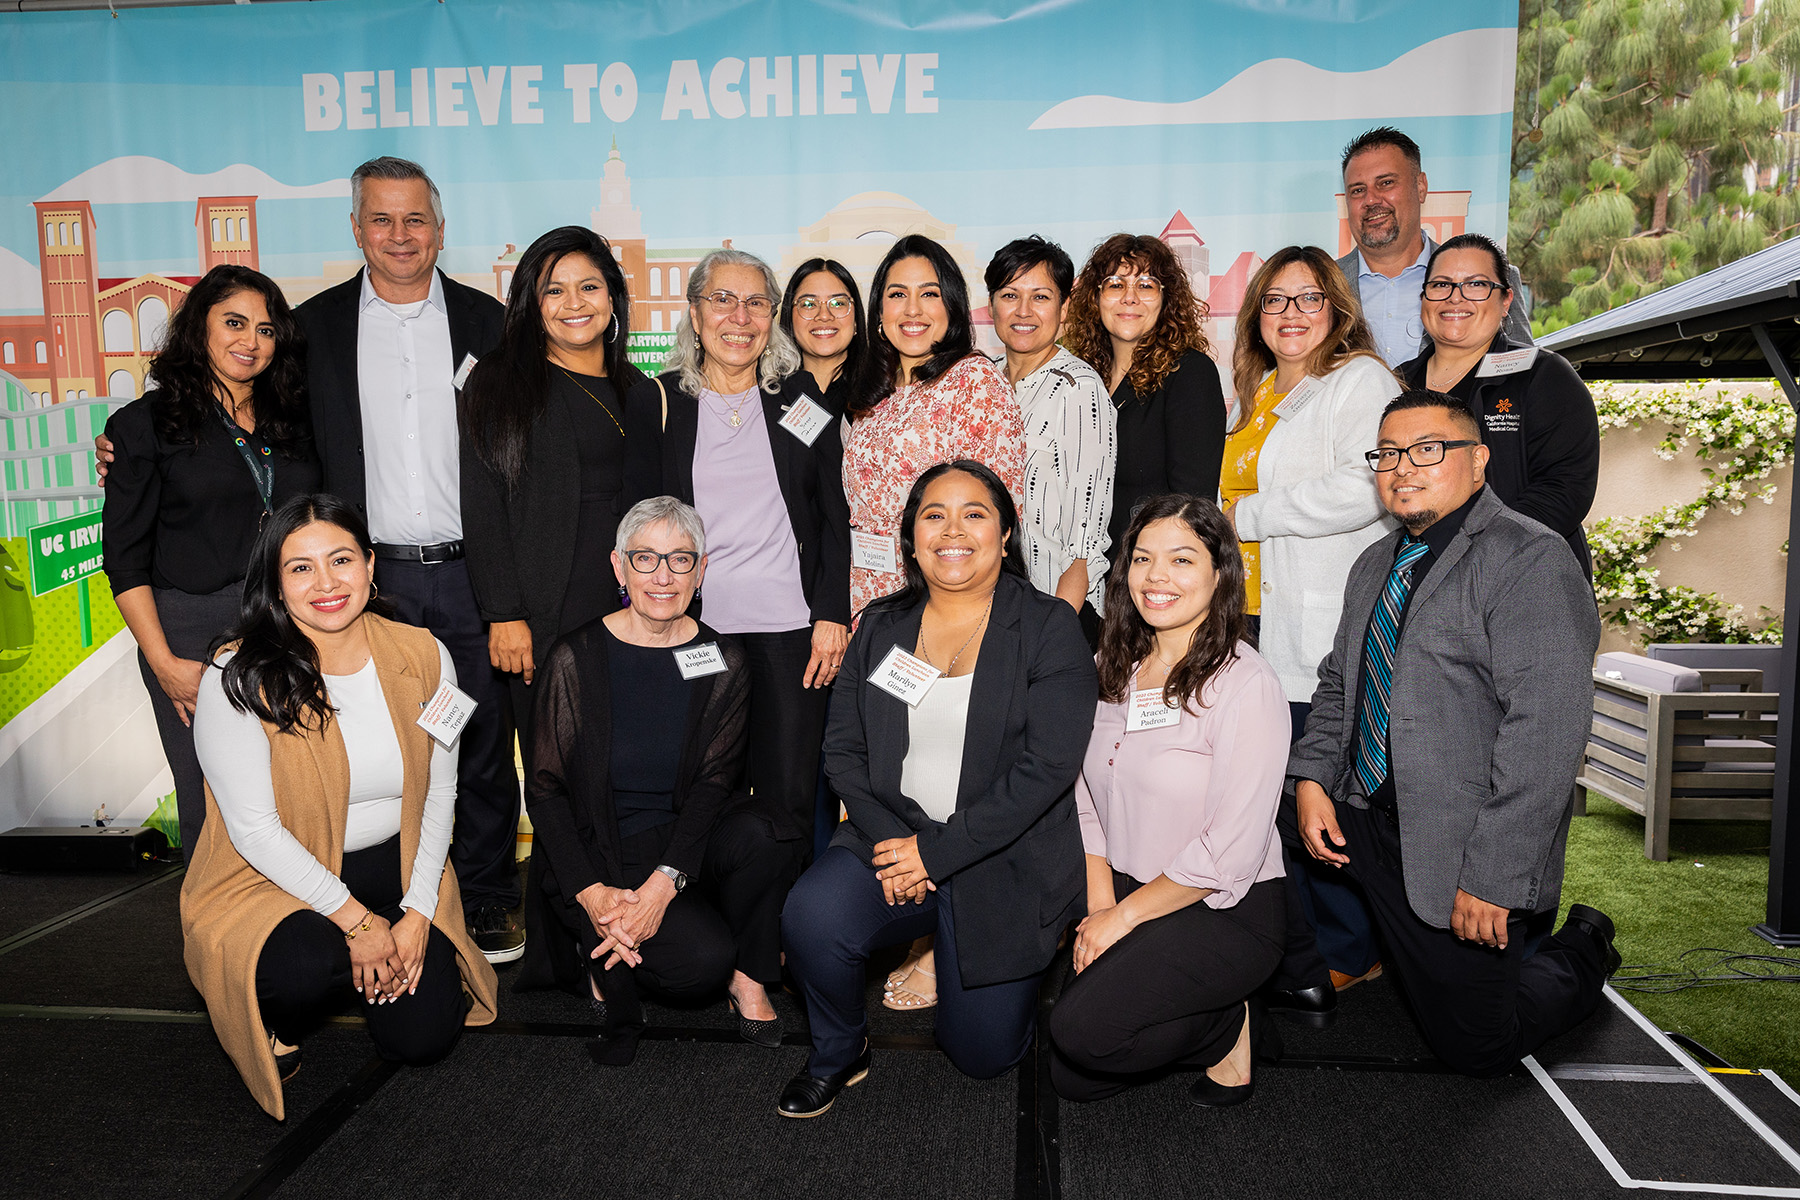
[1365,440,1480,472]
[1422,279,1504,302]
[1260,291,1328,315]
[624,550,698,574]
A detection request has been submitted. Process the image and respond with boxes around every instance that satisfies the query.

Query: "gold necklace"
[918,593,995,676]
[555,366,623,436]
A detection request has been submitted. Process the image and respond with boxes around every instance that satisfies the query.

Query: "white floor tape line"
[1520,987,1800,1196]
[1766,1072,1800,1114]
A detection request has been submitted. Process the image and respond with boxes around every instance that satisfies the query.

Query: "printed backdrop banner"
[0,0,1519,831]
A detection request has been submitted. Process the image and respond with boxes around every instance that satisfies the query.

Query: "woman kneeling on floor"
[184,494,498,1121]
[517,496,792,1064]
[778,460,1097,1118]
[1049,494,1290,1106]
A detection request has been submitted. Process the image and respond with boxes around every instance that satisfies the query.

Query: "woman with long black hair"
[779,257,867,416]
[102,263,319,859]
[777,460,1095,1117]
[458,225,660,749]
[184,494,497,1120]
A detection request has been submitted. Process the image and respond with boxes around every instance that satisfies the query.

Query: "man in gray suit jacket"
[1288,389,1617,1078]
[1336,127,1532,365]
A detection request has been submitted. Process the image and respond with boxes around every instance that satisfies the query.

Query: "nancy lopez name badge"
[1126,688,1181,732]
[851,530,899,574]
[873,644,940,707]
[417,678,479,748]
[779,394,833,446]
[673,642,730,679]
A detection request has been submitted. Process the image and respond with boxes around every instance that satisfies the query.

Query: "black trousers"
[139,583,242,861]
[1338,802,1607,1078]
[736,627,831,846]
[376,557,520,912]
[255,837,467,1063]
[544,812,793,1036]
[1050,874,1285,1101]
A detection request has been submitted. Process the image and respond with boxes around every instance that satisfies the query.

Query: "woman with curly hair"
[1065,235,1227,566]
[102,264,320,858]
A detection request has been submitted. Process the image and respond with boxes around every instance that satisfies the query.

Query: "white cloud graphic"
[0,246,41,310]
[40,156,350,204]
[1030,28,1518,130]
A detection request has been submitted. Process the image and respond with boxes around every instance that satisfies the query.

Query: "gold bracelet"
[343,909,374,940]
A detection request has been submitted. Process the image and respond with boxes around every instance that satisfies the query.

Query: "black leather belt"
[371,540,464,564]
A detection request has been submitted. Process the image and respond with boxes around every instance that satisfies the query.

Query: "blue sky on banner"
[0,0,1519,311]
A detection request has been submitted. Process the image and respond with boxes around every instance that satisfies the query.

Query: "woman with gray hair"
[650,247,852,1028]
[515,497,793,1062]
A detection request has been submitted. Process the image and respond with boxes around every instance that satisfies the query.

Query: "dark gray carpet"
[1563,1077,1800,1188]
[0,865,175,942]
[0,870,201,1010]
[0,1018,373,1200]
[269,1034,1017,1200]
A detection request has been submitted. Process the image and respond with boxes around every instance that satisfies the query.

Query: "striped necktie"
[1353,537,1432,796]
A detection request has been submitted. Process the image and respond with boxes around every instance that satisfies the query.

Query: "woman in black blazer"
[1064,234,1228,562]
[652,248,852,1035]
[459,226,659,752]
[777,460,1097,1118]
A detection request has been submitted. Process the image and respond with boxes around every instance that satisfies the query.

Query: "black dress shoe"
[586,1030,640,1067]
[1564,904,1623,977]
[728,998,783,1049]
[1188,1004,1264,1108]
[777,1041,871,1118]
[1263,983,1337,1029]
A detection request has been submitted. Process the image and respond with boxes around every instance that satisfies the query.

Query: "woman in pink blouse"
[841,234,1028,1012]
[1049,493,1291,1106]
[843,234,1026,623]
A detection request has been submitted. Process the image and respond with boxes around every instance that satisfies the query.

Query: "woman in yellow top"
[1224,245,1399,1025]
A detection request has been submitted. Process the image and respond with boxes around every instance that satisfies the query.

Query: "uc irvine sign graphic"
[0,0,1521,831]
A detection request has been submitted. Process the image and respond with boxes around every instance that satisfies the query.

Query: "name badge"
[1126,687,1181,732]
[851,530,899,575]
[673,642,729,679]
[778,394,833,446]
[453,352,479,390]
[872,644,940,707]
[1475,347,1538,378]
[1271,374,1324,419]
[416,678,479,748]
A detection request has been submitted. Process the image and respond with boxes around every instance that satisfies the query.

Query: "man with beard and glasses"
[1285,390,1615,1078]
[1334,127,1531,366]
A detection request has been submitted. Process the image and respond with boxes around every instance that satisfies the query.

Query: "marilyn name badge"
[452,352,479,390]
[1271,374,1324,420]
[673,642,730,679]
[416,678,479,748]
[872,644,940,707]
[1475,347,1539,378]
[778,394,833,446]
[851,530,899,575]
[1126,688,1181,733]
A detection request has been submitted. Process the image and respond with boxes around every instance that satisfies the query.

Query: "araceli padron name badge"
[1126,687,1181,732]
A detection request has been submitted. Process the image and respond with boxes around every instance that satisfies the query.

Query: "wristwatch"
[654,864,688,892]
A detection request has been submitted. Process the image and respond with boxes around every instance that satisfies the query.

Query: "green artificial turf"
[1559,794,1798,1078]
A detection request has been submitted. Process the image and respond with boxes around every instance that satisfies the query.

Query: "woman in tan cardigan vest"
[183,495,497,1120]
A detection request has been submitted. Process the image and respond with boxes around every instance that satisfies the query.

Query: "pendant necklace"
[919,592,995,676]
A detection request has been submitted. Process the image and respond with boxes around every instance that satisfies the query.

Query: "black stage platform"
[4,864,1799,1200]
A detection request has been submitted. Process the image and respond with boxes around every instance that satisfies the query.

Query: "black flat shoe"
[1189,1003,1262,1109]
[1263,982,1337,1030]
[728,997,783,1049]
[777,1041,871,1118]
[586,1030,640,1067]
[270,1034,301,1084]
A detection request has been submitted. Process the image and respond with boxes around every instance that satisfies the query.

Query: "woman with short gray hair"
[649,248,852,1038]
[517,497,793,1060]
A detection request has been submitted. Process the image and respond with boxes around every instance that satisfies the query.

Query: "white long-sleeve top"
[1005,348,1117,613]
[192,641,459,919]
[1230,355,1400,701]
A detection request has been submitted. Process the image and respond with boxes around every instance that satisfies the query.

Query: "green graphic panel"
[0,542,127,728]
[27,509,106,596]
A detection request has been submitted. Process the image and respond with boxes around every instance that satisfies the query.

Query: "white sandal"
[881,965,937,1010]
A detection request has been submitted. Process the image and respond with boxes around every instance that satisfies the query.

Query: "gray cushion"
[1595,651,1702,694]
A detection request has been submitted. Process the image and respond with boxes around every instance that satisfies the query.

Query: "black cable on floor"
[1611,947,1800,994]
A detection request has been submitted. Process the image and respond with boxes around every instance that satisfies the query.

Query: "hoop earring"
[606,312,620,343]
[369,582,379,600]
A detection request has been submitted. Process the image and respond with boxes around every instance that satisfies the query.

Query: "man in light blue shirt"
[1333,127,1531,366]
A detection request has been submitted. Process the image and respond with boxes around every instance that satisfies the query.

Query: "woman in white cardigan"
[1221,245,1399,1019]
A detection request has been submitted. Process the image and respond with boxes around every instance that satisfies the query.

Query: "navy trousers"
[782,845,1042,1080]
